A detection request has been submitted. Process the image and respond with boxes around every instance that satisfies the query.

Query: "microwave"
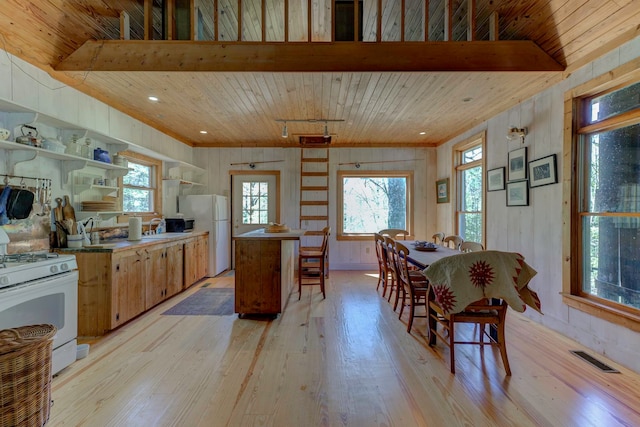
[165,218,194,233]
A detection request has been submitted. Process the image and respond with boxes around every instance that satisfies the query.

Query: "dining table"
[403,240,541,316]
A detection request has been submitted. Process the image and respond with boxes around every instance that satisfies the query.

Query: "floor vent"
[570,350,620,373]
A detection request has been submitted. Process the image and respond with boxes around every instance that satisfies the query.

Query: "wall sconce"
[507,127,528,143]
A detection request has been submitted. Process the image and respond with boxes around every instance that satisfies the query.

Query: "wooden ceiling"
[0,1,639,148]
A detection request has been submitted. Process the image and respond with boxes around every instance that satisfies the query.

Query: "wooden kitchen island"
[234,228,305,317]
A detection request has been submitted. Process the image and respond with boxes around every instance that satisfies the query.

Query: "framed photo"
[436,178,449,203]
[506,180,529,206]
[487,167,506,191]
[529,154,558,188]
[508,147,527,181]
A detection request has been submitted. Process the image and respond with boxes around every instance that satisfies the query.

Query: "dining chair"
[432,232,445,245]
[379,228,411,240]
[374,233,390,295]
[427,293,511,375]
[383,236,400,303]
[301,226,331,277]
[460,241,484,252]
[298,227,330,299]
[443,235,464,250]
[394,241,430,333]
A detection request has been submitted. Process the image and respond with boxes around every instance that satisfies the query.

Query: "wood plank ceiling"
[0,1,639,148]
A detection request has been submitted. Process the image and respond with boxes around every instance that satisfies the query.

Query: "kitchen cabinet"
[112,248,145,328]
[184,234,209,288]
[67,232,207,336]
[144,245,167,310]
[166,242,184,297]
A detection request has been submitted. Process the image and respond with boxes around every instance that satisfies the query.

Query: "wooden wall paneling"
[0,49,11,100]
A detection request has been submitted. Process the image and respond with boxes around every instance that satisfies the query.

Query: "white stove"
[0,252,77,289]
[0,234,79,375]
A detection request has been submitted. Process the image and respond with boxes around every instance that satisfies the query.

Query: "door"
[231,172,280,268]
[231,173,279,237]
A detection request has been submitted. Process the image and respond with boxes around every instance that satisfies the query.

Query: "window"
[242,181,269,224]
[120,152,162,219]
[454,134,485,245]
[573,80,640,313]
[338,171,412,240]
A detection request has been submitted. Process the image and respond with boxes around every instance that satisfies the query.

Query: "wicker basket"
[0,324,57,427]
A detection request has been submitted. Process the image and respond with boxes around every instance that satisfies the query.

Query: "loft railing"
[119,0,500,43]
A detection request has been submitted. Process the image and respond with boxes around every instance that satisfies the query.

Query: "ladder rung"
[301,186,328,191]
[300,215,328,221]
[301,201,328,206]
[304,230,325,236]
[301,172,328,177]
[301,158,329,163]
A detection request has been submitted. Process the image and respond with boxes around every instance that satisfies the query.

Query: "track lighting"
[281,123,288,138]
[323,122,329,139]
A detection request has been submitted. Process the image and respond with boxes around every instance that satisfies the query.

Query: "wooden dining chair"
[374,233,390,295]
[427,292,511,375]
[301,226,331,277]
[460,241,484,252]
[383,236,400,303]
[394,242,430,333]
[379,228,411,240]
[432,232,445,245]
[443,235,464,250]
[298,227,330,299]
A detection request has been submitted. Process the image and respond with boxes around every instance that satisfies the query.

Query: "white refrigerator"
[178,194,230,276]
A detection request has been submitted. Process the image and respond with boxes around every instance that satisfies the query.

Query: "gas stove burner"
[0,252,59,265]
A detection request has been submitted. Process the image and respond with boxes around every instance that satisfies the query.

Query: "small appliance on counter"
[165,217,194,233]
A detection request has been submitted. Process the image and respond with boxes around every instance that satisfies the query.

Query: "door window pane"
[242,181,269,224]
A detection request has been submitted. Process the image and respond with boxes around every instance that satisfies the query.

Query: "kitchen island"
[234,228,305,317]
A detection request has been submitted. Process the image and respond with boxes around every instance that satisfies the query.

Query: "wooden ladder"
[299,147,329,266]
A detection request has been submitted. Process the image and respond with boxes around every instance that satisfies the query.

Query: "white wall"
[435,36,640,372]
[0,48,194,224]
[195,146,437,270]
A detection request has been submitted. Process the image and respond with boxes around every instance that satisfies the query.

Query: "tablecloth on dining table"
[422,250,541,316]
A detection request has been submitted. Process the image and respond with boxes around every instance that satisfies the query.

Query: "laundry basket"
[0,324,57,427]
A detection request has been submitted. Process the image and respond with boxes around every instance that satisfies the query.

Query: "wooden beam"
[55,40,565,72]
[467,0,476,41]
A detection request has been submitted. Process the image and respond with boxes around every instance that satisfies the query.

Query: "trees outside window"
[338,171,412,238]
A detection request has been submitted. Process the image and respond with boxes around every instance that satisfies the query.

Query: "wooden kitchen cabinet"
[144,245,167,310]
[68,232,207,336]
[166,241,184,297]
[112,249,145,328]
[184,234,208,288]
[197,234,209,279]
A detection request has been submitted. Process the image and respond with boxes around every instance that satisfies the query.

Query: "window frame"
[337,170,413,241]
[563,58,640,332]
[118,151,163,222]
[452,132,486,248]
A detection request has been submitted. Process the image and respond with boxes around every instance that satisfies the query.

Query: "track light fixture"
[282,123,288,138]
[323,122,329,139]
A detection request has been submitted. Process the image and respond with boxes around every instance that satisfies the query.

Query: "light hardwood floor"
[49,271,640,426]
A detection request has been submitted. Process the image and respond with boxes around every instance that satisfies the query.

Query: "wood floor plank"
[48,271,640,426]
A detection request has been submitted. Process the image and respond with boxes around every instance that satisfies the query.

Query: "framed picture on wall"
[529,154,558,188]
[506,180,529,206]
[436,178,449,203]
[487,167,506,191]
[508,147,527,181]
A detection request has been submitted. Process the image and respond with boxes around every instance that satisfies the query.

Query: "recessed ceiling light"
[200,130,207,134]
[148,96,159,102]
[419,131,426,135]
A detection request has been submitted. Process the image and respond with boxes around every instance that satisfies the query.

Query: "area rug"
[162,288,235,316]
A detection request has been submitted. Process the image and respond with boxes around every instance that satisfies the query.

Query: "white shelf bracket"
[62,160,88,185]
[8,150,38,175]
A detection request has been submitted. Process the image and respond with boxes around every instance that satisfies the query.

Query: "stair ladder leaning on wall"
[299,147,329,273]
